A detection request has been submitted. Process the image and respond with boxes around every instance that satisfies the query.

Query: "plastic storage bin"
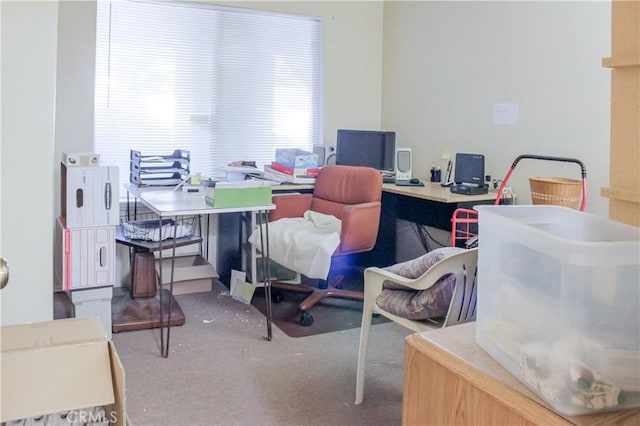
[275,148,318,169]
[475,205,640,416]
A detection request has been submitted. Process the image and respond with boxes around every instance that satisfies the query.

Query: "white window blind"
[94,0,322,189]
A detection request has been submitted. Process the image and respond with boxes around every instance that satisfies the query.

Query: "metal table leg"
[256,210,272,341]
[159,215,179,358]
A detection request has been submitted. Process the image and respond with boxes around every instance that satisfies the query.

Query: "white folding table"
[125,186,275,357]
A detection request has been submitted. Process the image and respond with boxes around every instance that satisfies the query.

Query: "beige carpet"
[111,281,411,426]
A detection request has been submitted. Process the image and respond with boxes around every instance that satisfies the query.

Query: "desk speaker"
[396,148,412,181]
[313,145,326,167]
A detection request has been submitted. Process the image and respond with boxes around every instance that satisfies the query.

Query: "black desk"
[218,182,501,281]
[370,182,501,265]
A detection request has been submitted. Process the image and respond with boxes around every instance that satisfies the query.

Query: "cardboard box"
[157,254,218,295]
[70,286,114,339]
[62,152,101,167]
[0,318,126,424]
[275,148,318,169]
[161,278,213,295]
[61,164,119,228]
[206,182,272,208]
[55,217,116,291]
[475,205,640,416]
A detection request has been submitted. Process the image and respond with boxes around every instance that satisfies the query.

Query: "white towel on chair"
[249,210,341,280]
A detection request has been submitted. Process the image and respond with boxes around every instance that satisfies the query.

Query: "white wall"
[382,1,611,217]
[54,1,97,218]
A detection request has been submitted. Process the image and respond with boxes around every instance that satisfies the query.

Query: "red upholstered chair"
[267,165,383,326]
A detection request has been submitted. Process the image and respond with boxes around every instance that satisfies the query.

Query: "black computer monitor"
[335,129,396,173]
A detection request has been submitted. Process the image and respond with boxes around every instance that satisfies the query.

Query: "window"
[95,0,322,189]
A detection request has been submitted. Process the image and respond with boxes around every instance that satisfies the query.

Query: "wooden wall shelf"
[601,187,640,204]
[602,56,640,68]
[602,0,639,227]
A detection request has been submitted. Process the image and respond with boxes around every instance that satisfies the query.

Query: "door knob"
[0,258,9,289]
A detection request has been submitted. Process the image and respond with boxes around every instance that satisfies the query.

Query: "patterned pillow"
[375,247,465,320]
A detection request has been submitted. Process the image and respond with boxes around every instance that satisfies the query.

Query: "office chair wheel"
[299,311,314,327]
[271,291,283,303]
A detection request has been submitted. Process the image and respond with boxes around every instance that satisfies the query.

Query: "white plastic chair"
[355,248,478,405]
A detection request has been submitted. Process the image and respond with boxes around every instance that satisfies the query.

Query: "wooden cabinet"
[601,0,640,226]
[402,323,640,426]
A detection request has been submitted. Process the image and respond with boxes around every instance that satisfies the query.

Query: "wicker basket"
[529,177,582,209]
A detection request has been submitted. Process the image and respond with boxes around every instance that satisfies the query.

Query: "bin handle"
[494,154,587,211]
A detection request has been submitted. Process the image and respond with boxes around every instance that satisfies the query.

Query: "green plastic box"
[206,185,272,208]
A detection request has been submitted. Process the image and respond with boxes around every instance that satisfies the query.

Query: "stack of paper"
[269,161,320,177]
[263,165,316,184]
